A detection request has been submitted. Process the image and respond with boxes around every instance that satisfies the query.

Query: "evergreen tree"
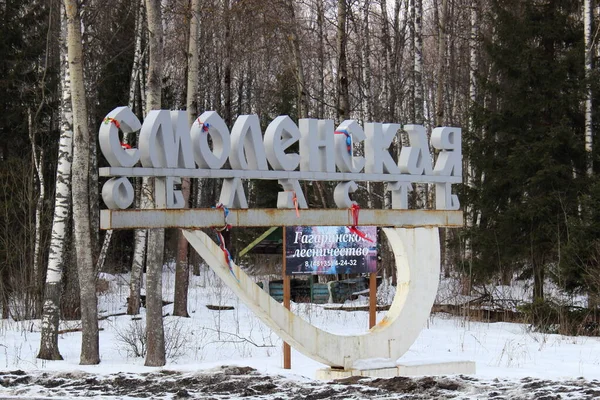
[467,0,586,304]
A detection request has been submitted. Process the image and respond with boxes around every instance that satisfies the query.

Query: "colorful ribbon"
[347,203,374,242]
[104,117,121,129]
[197,119,210,132]
[213,203,232,232]
[212,203,238,281]
[292,192,300,217]
[335,129,352,155]
[214,229,238,281]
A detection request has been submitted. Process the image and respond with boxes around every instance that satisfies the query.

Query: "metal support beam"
[100,208,463,230]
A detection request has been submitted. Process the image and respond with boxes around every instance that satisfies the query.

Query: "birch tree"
[316,0,325,119]
[128,0,147,316]
[584,0,593,175]
[434,0,448,127]
[337,0,349,121]
[361,0,372,122]
[413,0,423,124]
[412,0,426,208]
[173,0,201,318]
[285,0,309,119]
[408,0,416,121]
[28,109,44,318]
[224,0,232,126]
[64,0,99,365]
[37,3,73,361]
[144,0,166,367]
[379,0,394,122]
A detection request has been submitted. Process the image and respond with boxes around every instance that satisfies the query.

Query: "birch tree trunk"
[413,0,423,124]
[362,0,372,122]
[128,229,146,315]
[336,0,349,121]
[317,0,325,119]
[389,0,403,120]
[362,0,374,209]
[38,5,72,360]
[584,0,597,308]
[285,0,309,119]
[224,0,232,126]
[64,0,99,365]
[467,0,480,229]
[28,109,44,319]
[584,0,593,175]
[380,0,393,121]
[128,0,147,316]
[128,0,144,117]
[144,0,166,367]
[413,0,426,209]
[434,0,449,276]
[173,0,201,318]
[95,230,112,273]
[435,0,448,127]
[408,0,416,121]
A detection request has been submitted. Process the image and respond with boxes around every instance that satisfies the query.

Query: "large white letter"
[139,110,176,167]
[102,177,134,209]
[334,181,358,208]
[264,116,300,171]
[219,177,248,208]
[277,179,308,209]
[99,106,141,167]
[229,115,268,170]
[435,182,460,210]
[398,124,433,175]
[335,120,365,173]
[191,111,231,169]
[170,111,196,168]
[432,127,462,177]
[386,181,412,209]
[299,119,335,172]
[365,123,401,174]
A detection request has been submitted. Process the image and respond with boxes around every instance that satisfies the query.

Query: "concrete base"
[316,361,476,380]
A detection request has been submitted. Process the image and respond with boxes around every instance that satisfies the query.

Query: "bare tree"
[285,0,310,119]
[379,0,393,121]
[128,0,147,316]
[337,0,349,121]
[413,0,423,124]
[361,0,373,123]
[173,0,202,318]
[38,3,73,361]
[144,0,166,367]
[28,109,44,318]
[64,0,99,365]
[316,0,325,119]
[434,0,448,127]
[584,0,593,175]
[224,0,232,126]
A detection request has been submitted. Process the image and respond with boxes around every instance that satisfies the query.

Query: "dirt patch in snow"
[2,367,600,399]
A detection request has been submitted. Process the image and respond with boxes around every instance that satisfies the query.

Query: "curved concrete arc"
[183,227,440,369]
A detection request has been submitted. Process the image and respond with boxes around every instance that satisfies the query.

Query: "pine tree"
[468,0,586,305]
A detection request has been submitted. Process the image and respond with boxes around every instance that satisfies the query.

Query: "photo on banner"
[285,226,378,275]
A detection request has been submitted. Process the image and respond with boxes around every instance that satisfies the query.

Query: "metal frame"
[100,208,463,230]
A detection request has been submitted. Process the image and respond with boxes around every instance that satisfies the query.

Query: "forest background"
[2,0,600,366]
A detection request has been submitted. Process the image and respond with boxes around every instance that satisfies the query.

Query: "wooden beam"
[238,227,278,258]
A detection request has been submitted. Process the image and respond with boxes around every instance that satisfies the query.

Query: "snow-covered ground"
[2,266,600,399]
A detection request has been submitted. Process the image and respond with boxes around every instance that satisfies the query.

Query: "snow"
[2,266,600,398]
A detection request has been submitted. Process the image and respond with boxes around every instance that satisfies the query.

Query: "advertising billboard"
[285,226,378,275]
